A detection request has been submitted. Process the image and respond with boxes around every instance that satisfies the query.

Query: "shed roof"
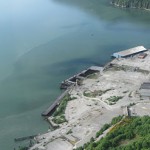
[140,82,150,90]
[89,66,103,71]
[114,46,147,57]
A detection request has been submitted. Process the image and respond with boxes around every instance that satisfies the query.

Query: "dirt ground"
[30,51,150,150]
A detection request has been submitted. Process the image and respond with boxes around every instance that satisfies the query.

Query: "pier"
[60,66,103,89]
[41,89,70,116]
[42,66,103,117]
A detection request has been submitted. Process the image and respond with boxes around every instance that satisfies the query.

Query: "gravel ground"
[30,51,150,150]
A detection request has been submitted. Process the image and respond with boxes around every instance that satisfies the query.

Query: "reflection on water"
[0,0,150,149]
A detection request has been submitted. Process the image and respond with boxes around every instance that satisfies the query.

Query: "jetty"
[42,66,103,116]
[41,89,70,116]
[60,66,103,89]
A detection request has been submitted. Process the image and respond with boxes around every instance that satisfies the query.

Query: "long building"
[140,82,150,98]
[112,46,147,58]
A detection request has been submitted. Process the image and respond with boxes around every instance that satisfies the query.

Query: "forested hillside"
[111,0,150,9]
[75,116,150,150]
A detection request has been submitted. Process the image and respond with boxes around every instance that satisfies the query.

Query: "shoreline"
[29,47,150,150]
[111,1,150,11]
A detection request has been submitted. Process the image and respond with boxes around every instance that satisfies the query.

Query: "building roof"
[114,46,147,57]
[140,82,150,90]
[89,66,103,71]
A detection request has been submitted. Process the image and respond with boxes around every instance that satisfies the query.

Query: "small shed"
[140,82,150,98]
[112,46,147,58]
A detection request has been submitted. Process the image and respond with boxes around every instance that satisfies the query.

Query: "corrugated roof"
[115,46,147,57]
[89,66,103,71]
[140,82,150,90]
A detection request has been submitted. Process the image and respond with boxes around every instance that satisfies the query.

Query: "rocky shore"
[111,0,150,10]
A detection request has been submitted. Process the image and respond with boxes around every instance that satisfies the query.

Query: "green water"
[0,0,150,149]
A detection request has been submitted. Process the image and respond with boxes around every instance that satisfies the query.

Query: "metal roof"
[140,82,150,89]
[115,46,147,57]
[89,66,103,71]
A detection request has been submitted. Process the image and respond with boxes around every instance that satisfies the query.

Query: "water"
[0,0,150,149]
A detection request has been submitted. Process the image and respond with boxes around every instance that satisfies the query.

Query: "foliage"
[52,94,72,124]
[111,115,123,125]
[111,0,150,9]
[96,115,123,138]
[128,102,136,107]
[75,116,150,150]
[53,94,72,117]
[87,73,98,79]
[83,89,112,98]
[107,96,123,105]
[52,114,67,124]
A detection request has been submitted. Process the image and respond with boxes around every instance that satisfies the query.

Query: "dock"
[42,66,103,117]
[41,89,70,116]
[60,66,103,89]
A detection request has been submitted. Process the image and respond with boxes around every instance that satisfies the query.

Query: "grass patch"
[87,73,99,79]
[119,136,139,147]
[83,89,112,98]
[96,115,123,138]
[96,123,111,138]
[70,96,77,100]
[128,102,136,107]
[75,116,150,150]
[67,129,73,135]
[136,68,150,74]
[52,115,67,124]
[52,94,72,124]
[107,96,123,105]
[53,94,71,117]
